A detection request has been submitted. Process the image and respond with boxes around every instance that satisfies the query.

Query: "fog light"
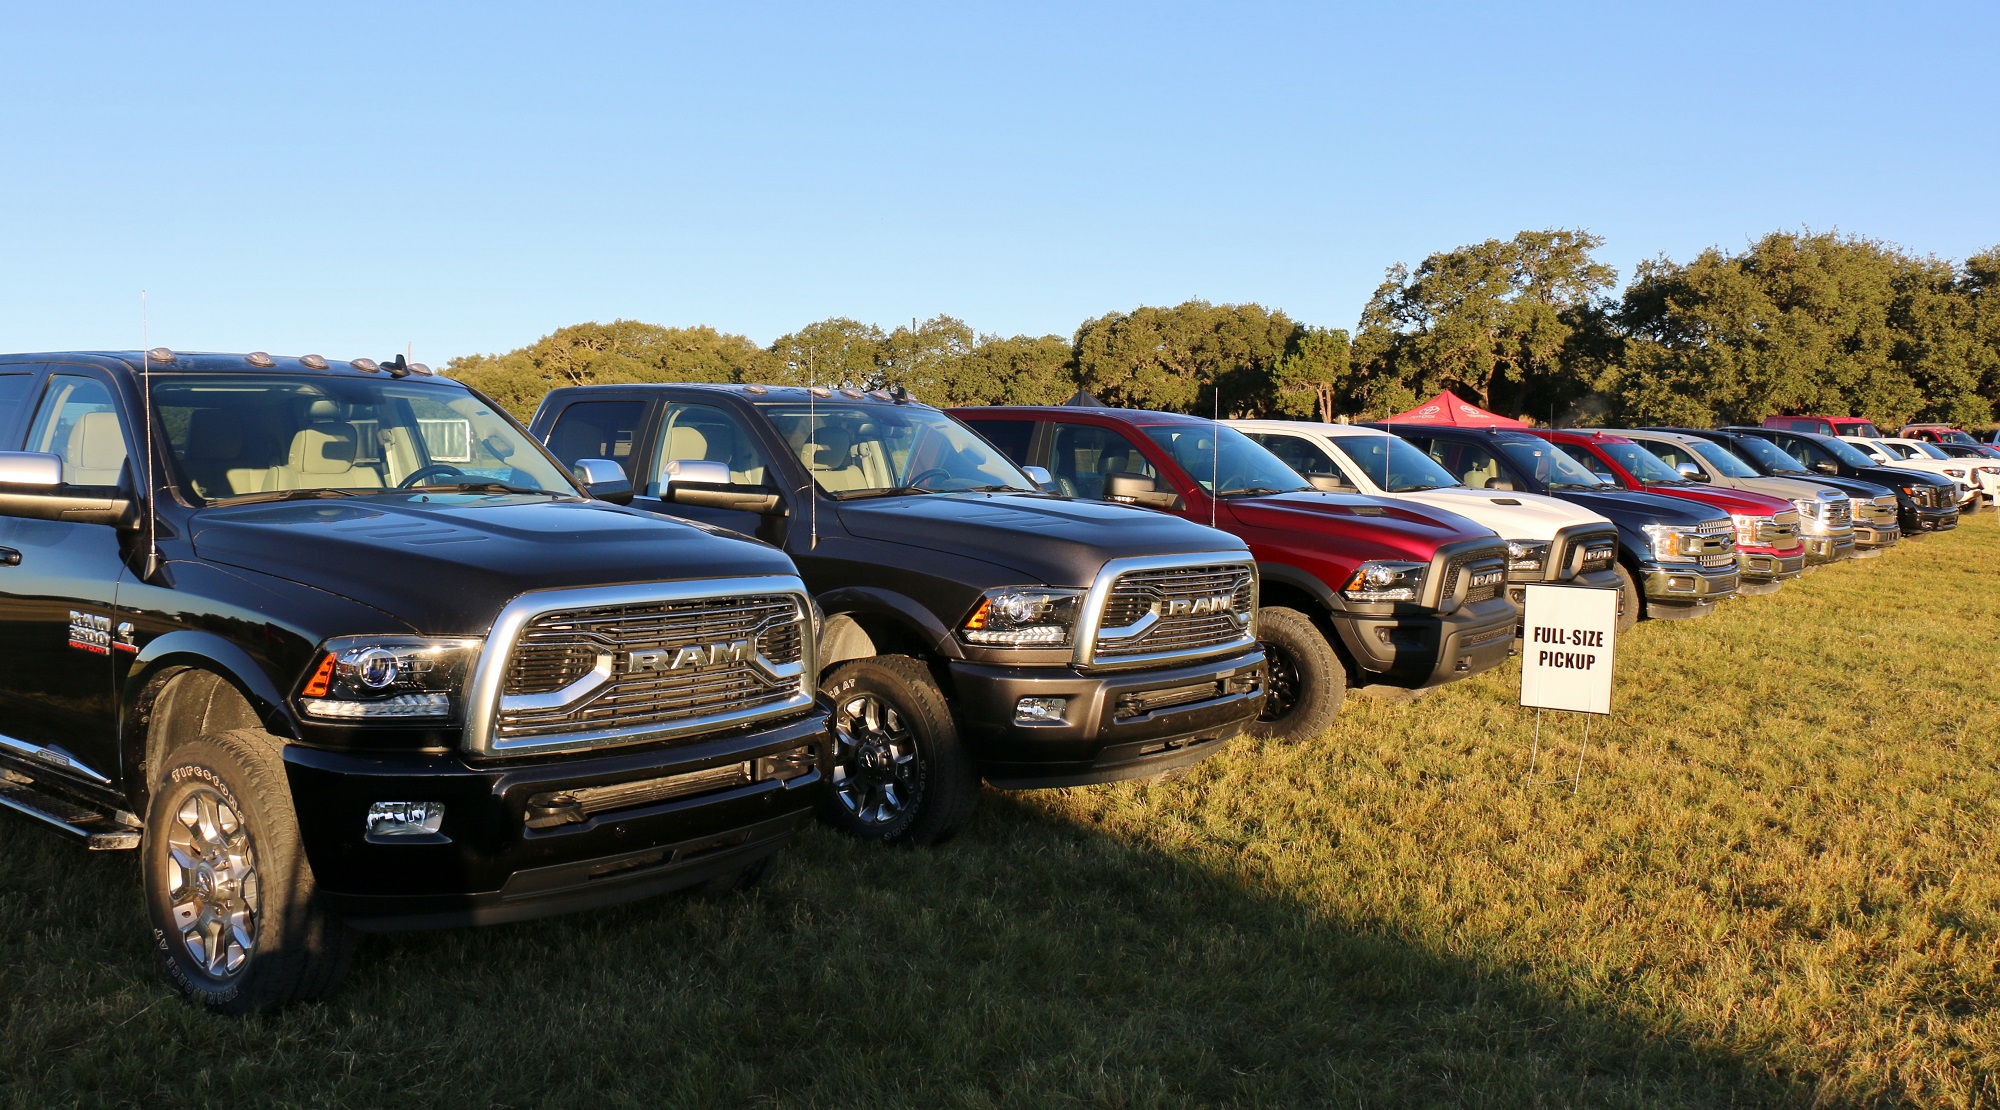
[365,801,446,842]
[1015,696,1068,724]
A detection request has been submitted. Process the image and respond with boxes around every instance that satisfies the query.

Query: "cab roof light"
[300,354,330,370]
[351,357,381,373]
[245,351,276,367]
[145,347,176,364]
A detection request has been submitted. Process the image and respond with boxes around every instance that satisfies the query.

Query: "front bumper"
[284,711,832,931]
[1638,561,1739,616]
[1506,566,1622,610]
[1736,547,1806,593]
[1902,504,1958,534]
[1799,532,1856,564]
[1330,597,1517,690]
[950,648,1266,789]
[1852,519,1900,553]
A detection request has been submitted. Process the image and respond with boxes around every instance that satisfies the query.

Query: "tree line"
[447,228,2000,430]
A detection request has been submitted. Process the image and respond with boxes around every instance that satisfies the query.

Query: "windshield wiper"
[1219,485,1300,498]
[405,479,555,496]
[210,487,360,506]
[1394,483,1446,492]
[829,485,943,501]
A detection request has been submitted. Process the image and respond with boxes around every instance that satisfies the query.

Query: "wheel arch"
[815,586,958,675]
[123,632,296,804]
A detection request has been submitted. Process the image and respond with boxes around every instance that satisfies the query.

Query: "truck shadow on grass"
[1,788,1823,1108]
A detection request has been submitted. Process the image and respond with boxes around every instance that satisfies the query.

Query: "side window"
[1048,422,1155,500]
[1248,433,1339,476]
[24,375,128,486]
[1427,439,1506,490]
[544,401,645,476]
[0,372,33,445]
[1557,445,1618,483]
[1780,438,1819,467]
[1646,441,1695,471]
[965,418,1032,465]
[651,403,771,495]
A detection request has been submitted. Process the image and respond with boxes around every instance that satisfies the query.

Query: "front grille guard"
[1073,552,1258,670]
[461,576,818,758]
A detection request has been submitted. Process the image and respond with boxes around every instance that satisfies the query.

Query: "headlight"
[962,587,1084,646]
[1727,513,1765,545]
[299,635,482,720]
[1641,523,1700,563]
[1505,539,1549,573]
[1340,560,1427,603]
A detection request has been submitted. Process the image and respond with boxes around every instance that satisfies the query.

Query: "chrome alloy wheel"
[831,692,918,826]
[1258,639,1301,722]
[164,787,260,980]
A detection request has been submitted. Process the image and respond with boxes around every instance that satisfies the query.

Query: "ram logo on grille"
[1470,569,1504,588]
[627,640,753,673]
[1161,594,1235,617]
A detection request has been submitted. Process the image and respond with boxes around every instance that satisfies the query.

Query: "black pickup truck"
[531,385,1268,846]
[0,351,832,1013]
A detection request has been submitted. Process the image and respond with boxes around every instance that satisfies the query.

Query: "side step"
[0,776,141,850]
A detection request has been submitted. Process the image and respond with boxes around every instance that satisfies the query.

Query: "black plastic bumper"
[949,648,1266,789]
[283,711,832,931]
[1903,505,1958,533]
[1330,598,1517,689]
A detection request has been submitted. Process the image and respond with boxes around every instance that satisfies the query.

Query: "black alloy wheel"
[1245,606,1345,743]
[818,656,980,846]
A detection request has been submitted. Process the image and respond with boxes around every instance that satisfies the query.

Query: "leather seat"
[62,410,129,486]
[181,409,277,498]
[796,425,868,491]
[268,401,384,491]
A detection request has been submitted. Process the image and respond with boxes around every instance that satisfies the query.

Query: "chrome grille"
[1862,496,1899,524]
[465,580,816,756]
[1091,561,1255,664]
[1750,510,1800,548]
[1822,499,1851,529]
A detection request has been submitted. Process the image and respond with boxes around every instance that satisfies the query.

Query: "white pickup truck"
[1228,419,1623,612]
[1839,437,1987,513]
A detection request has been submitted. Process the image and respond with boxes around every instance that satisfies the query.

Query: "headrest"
[290,427,358,474]
[68,411,130,474]
[187,410,242,460]
[306,398,343,422]
[805,426,853,468]
[1098,450,1133,474]
[666,424,710,463]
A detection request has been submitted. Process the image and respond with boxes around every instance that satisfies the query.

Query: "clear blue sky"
[3,1,1995,366]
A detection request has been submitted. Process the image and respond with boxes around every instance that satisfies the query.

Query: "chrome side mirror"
[0,451,64,487]
[1675,460,1708,482]
[1022,465,1057,492]
[571,458,634,504]
[0,451,130,526]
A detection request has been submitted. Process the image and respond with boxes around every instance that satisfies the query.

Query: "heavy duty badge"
[67,610,113,655]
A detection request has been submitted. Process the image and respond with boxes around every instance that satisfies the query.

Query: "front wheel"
[1245,607,1345,743]
[1611,564,1641,633]
[143,729,355,1015]
[819,656,980,846]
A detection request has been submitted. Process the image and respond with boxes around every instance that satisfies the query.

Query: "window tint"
[25,375,128,486]
[544,400,645,476]
[0,372,33,444]
[651,402,771,494]
[1048,423,1156,500]
[965,418,1032,465]
[1249,433,1340,477]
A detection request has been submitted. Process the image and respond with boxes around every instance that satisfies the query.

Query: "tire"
[1245,607,1345,743]
[143,728,355,1015]
[1611,564,1641,633]
[819,656,980,846]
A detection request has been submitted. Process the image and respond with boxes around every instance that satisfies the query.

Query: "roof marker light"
[146,347,176,363]
[808,386,831,398]
[245,351,276,367]
[300,354,330,370]
[743,384,769,395]
[352,357,381,373]
[408,362,432,375]
[840,387,864,399]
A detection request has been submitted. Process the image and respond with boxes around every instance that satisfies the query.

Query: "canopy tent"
[1063,388,1107,407]
[1383,390,1527,428]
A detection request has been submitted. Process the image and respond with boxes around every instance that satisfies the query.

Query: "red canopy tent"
[1383,390,1527,428]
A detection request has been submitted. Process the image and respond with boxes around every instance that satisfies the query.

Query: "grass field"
[2,520,1997,1108]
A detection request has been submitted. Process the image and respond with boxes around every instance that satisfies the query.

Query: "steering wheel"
[1215,472,1251,494]
[397,463,467,489]
[905,467,954,489]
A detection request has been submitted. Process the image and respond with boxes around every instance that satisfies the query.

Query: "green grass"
[4,521,1999,1108]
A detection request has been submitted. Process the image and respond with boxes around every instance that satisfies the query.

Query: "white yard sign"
[1519,584,1617,715]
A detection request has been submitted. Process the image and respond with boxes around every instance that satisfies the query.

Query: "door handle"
[0,547,19,567]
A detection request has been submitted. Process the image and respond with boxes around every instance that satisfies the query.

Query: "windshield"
[1905,441,1949,459]
[1599,440,1688,484]
[154,375,576,504]
[1819,436,1877,469]
[1730,434,1810,474]
[1495,439,1605,489]
[763,403,1038,498]
[1325,434,1460,492]
[1686,438,1759,478]
[1143,425,1311,497]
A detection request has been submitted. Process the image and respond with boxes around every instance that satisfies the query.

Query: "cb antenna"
[1210,379,1219,528]
[140,292,160,579]
[808,359,818,551]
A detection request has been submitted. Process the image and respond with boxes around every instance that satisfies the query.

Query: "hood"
[834,492,1247,587]
[1859,465,1953,491]
[1225,491,1494,561]
[190,493,797,636]
[1394,486,1608,542]
[1721,475,1847,505]
[1778,473,1896,501]
[1637,483,1794,517]
[1554,488,1727,527]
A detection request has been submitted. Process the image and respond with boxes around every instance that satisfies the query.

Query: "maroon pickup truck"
[956,406,1516,742]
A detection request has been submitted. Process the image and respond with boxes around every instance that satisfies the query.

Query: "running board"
[0,777,141,850]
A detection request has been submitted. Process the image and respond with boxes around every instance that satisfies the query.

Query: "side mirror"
[1104,472,1183,511]
[570,458,634,505]
[1813,459,1839,475]
[0,451,133,526]
[1306,472,1353,492]
[1022,465,1057,493]
[1484,477,1515,491]
[663,459,784,515]
[1675,460,1708,482]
